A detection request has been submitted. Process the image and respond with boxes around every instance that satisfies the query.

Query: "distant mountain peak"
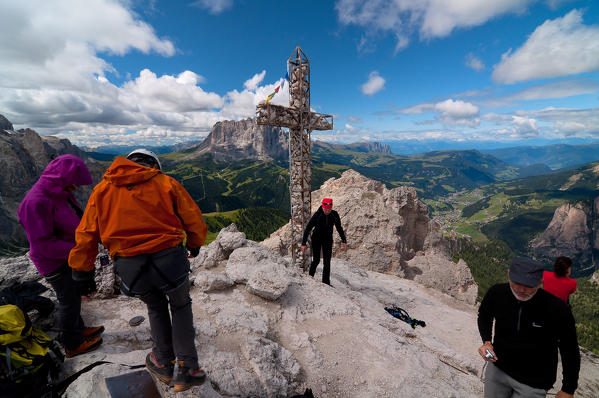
[0,114,14,132]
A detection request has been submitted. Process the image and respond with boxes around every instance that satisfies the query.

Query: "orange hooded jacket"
[69,157,207,272]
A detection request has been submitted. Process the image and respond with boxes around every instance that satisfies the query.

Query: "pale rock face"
[190,223,248,270]
[263,169,477,303]
[182,118,289,162]
[2,240,599,398]
[531,201,596,274]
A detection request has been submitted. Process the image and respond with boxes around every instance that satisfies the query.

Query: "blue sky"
[1,0,599,152]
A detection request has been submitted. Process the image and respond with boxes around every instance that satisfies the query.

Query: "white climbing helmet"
[126,148,162,170]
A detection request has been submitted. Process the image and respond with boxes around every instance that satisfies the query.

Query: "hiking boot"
[65,336,102,358]
[145,352,174,384]
[172,361,206,392]
[82,325,105,338]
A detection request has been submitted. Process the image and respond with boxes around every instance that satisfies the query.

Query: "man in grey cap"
[477,256,580,398]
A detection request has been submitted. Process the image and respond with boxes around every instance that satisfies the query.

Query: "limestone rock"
[190,223,248,270]
[246,261,291,301]
[241,336,301,397]
[0,254,42,287]
[182,118,289,163]
[0,114,13,131]
[530,200,597,275]
[405,253,478,305]
[193,271,234,292]
[226,244,291,284]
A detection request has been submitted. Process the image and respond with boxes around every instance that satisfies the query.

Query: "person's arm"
[301,212,318,246]
[557,304,580,395]
[68,193,100,272]
[333,212,347,243]
[171,179,207,248]
[477,285,497,360]
[22,199,76,261]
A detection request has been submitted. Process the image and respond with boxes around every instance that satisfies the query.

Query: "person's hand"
[72,269,97,296]
[342,242,348,251]
[187,246,200,258]
[301,245,307,253]
[555,392,573,398]
[478,341,497,362]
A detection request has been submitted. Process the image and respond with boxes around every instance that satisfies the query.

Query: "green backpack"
[0,304,64,398]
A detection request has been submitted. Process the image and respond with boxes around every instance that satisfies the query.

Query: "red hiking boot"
[82,325,105,339]
[145,352,175,384]
[65,336,103,358]
[172,361,206,392]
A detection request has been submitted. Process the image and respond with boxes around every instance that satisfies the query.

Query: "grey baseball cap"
[509,257,544,287]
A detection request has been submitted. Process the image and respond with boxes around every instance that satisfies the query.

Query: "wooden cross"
[256,46,333,268]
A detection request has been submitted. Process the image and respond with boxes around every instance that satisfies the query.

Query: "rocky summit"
[1,224,598,397]
[263,169,478,305]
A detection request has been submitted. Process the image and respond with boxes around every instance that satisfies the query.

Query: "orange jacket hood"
[103,156,161,187]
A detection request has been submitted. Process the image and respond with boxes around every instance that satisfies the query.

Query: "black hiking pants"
[309,239,333,285]
[115,245,198,369]
[45,264,84,350]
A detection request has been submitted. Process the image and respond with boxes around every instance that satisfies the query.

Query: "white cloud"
[335,0,534,52]
[398,99,480,127]
[345,123,356,131]
[191,0,234,14]
[493,10,599,84]
[348,115,363,124]
[465,53,485,71]
[244,71,266,91]
[361,71,385,95]
[0,0,292,147]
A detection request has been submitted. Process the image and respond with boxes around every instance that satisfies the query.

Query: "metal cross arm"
[256,102,333,131]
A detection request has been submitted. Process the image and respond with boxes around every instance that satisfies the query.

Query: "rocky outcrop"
[0,114,13,131]
[183,118,289,162]
[313,140,392,154]
[263,170,478,303]
[531,198,599,275]
[2,229,599,398]
[0,118,105,252]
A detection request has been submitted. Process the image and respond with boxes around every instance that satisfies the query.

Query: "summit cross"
[256,46,333,269]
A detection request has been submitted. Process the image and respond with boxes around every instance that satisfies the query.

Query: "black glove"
[72,270,97,296]
[187,246,200,258]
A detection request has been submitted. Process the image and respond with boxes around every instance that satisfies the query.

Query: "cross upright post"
[256,46,333,269]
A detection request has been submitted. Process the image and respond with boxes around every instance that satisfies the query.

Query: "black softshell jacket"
[301,207,346,245]
[478,283,580,394]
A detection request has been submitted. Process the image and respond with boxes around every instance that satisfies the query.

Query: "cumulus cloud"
[493,10,599,84]
[335,0,534,52]
[465,53,485,71]
[0,0,293,147]
[348,115,363,124]
[398,99,480,127]
[361,71,385,95]
[191,0,234,14]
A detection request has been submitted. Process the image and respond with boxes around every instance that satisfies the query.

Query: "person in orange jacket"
[68,149,207,392]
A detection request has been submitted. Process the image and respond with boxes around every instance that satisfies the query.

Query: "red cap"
[322,198,333,208]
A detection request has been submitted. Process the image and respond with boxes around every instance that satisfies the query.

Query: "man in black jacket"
[301,198,347,285]
[477,256,580,398]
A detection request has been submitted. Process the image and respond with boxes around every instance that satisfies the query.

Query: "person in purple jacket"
[18,155,104,358]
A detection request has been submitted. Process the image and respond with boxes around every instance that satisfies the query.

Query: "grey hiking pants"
[484,363,547,398]
[115,245,198,369]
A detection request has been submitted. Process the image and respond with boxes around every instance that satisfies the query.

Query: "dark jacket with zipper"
[478,283,580,394]
[301,207,347,245]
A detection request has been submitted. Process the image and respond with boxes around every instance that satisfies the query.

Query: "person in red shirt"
[543,256,577,305]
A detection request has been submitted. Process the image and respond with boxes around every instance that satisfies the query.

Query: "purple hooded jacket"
[18,155,92,275]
